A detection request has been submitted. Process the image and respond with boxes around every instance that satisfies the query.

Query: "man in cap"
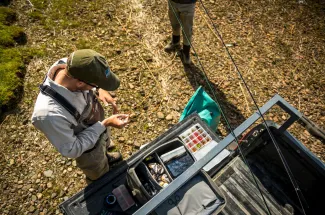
[32,49,129,183]
[164,0,197,64]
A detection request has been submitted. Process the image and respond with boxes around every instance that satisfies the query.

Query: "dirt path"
[0,0,324,214]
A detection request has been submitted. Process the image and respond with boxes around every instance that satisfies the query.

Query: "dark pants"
[168,1,196,46]
[76,130,110,184]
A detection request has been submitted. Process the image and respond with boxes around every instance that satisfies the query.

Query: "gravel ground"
[0,0,324,214]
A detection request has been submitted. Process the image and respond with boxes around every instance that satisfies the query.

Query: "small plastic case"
[179,123,213,154]
[160,146,195,178]
[165,153,194,178]
[112,184,135,211]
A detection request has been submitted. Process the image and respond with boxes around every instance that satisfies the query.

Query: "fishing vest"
[39,61,107,152]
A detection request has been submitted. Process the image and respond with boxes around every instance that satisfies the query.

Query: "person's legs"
[104,127,122,163]
[179,3,195,46]
[179,3,195,64]
[165,1,181,52]
[105,127,116,150]
[76,133,109,184]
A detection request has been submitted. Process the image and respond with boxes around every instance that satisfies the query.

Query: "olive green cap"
[67,49,120,91]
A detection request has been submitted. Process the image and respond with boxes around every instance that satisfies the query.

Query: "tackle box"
[59,113,229,215]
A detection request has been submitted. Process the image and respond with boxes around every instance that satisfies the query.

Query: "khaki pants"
[76,130,110,184]
[168,1,196,46]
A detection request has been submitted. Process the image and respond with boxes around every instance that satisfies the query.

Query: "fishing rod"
[167,0,272,214]
[197,0,309,213]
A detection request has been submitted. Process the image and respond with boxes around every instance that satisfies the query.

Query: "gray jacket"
[31,58,106,158]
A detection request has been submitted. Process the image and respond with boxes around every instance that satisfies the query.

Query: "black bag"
[154,172,225,215]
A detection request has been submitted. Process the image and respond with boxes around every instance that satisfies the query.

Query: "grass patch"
[76,38,93,49]
[0,6,25,116]
[30,0,48,10]
[76,38,101,50]
[31,0,79,29]
[28,10,44,22]
[0,46,44,116]
[0,7,16,25]
[0,6,44,118]
[0,48,24,114]
[0,24,26,46]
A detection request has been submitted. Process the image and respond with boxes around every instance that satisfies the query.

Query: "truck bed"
[213,120,325,215]
[214,157,292,215]
[60,95,325,215]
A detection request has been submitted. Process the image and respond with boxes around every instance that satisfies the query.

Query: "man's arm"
[33,116,106,158]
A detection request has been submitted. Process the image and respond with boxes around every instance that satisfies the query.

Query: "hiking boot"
[164,35,181,52]
[107,152,122,164]
[181,45,191,65]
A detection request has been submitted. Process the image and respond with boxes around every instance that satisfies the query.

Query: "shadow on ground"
[181,60,246,135]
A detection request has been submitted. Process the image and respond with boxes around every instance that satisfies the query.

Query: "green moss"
[21,46,45,60]
[0,46,44,116]
[30,0,48,10]
[0,24,27,47]
[28,10,44,21]
[0,7,16,25]
[76,38,100,50]
[76,39,91,49]
[143,123,149,130]
[32,0,77,29]
[0,48,25,110]
[61,20,80,28]
[0,6,42,117]
[0,7,26,47]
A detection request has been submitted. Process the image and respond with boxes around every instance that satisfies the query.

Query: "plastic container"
[179,123,213,153]
[179,123,230,172]
[164,153,194,178]
[160,146,186,163]
[112,185,135,211]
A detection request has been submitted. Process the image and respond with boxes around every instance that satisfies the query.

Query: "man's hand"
[101,114,129,129]
[98,89,118,114]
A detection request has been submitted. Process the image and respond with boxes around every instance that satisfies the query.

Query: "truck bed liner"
[214,157,292,215]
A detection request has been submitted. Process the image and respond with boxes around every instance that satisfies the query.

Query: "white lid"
[160,146,186,163]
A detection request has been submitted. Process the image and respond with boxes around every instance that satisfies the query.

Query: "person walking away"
[164,0,197,64]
